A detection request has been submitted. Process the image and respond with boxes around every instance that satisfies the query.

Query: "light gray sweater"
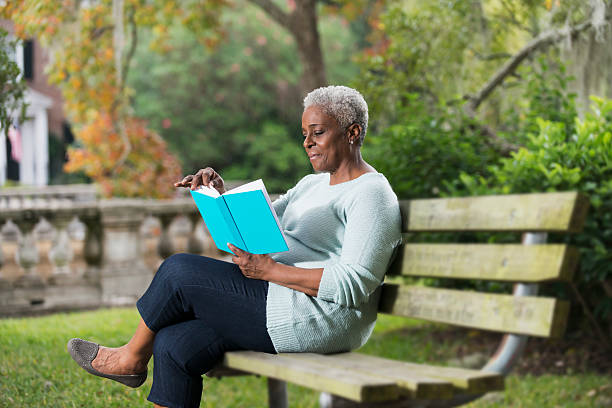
[267,172,402,353]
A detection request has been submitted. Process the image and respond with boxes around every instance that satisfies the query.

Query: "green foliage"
[129,14,300,175]
[362,94,500,199]
[223,121,311,193]
[456,96,612,330]
[129,3,361,191]
[502,56,578,145]
[354,0,596,134]
[0,28,27,135]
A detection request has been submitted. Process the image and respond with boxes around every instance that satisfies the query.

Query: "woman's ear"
[347,123,362,144]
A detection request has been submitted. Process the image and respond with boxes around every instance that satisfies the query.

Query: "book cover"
[190,179,289,254]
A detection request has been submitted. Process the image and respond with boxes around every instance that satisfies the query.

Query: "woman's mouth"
[308,153,321,160]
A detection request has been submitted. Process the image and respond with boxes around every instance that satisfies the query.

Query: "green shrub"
[222,121,310,193]
[454,96,612,337]
[363,94,501,199]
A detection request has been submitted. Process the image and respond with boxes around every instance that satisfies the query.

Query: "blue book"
[189,179,289,254]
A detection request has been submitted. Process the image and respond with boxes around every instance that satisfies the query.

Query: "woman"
[68,85,402,408]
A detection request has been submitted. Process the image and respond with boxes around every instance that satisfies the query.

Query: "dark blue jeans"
[136,253,276,408]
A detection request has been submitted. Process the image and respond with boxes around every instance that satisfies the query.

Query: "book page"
[223,179,265,195]
[195,185,221,198]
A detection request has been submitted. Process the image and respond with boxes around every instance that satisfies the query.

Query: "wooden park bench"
[211,191,589,408]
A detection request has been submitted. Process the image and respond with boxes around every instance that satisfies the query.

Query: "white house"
[0,88,52,186]
[1,24,64,187]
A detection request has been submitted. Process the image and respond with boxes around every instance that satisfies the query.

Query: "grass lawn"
[0,308,610,407]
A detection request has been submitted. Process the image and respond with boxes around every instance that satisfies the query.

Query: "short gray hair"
[303,85,368,144]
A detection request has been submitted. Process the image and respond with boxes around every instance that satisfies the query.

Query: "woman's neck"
[328,153,375,185]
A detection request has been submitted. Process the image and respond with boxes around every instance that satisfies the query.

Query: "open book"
[189,179,289,254]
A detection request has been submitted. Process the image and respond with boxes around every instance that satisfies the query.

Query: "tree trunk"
[289,0,327,95]
[247,0,327,96]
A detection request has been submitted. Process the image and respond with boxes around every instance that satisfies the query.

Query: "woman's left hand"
[228,243,275,280]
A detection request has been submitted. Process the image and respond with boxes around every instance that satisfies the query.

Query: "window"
[23,39,33,80]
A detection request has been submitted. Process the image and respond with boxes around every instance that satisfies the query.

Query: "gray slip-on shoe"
[67,338,147,388]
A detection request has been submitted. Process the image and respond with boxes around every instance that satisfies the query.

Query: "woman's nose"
[303,134,314,148]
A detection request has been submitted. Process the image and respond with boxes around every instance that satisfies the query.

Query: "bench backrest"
[380,191,589,339]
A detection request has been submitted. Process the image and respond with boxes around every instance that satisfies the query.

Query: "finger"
[239,266,252,277]
[174,175,192,187]
[191,171,204,190]
[201,168,215,186]
[228,243,248,257]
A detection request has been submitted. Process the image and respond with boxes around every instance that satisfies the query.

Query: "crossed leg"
[85,253,275,408]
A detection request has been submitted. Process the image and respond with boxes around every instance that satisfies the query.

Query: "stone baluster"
[99,201,151,306]
[13,211,44,288]
[157,213,175,259]
[0,220,8,290]
[47,210,75,277]
[187,213,205,255]
[0,220,4,270]
[80,212,103,283]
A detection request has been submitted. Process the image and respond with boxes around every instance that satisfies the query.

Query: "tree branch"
[464,20,594,114]
[474,122,520,156]
[120,8,137,91]
[91,25,114,40]
[247,0,292,31]
[468,49,512,61]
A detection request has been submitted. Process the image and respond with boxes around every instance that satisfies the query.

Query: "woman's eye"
[314,131,324,136]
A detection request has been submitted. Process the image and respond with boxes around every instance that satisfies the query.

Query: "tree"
[1,0,380,196]
[0,28,26,136]
[357,0,611,154]
[1,0,226,197]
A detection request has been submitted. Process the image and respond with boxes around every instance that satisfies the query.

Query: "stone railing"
[0,197,224,316]
[0,184,98,209]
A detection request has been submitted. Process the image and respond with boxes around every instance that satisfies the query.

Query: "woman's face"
[301,105,349,173]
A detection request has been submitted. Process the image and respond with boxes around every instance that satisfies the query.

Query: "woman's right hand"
[174,167,226,194]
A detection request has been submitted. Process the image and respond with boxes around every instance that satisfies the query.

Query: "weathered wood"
[378,285,569,338]
[281,353,455,399]
[224,351,400,402]
[387,244,578,282]
[205,366,251,378]
[400,192,588,232]
[330,353,504,395]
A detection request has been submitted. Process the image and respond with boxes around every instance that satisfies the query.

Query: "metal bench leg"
[320,393,431,408]
[268,378,288,408]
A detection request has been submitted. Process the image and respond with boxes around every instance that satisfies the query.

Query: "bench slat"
[279,353,455,399]
[379,285,569,338]
[401,192,588,232]
[388,244,578,282]
[326,353,504,395]
[223,351,400,403]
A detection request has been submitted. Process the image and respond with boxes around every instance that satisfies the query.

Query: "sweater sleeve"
[316,182,402,308]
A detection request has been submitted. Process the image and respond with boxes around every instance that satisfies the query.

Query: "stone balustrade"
[0,184,98,210]
[0,197,223,316]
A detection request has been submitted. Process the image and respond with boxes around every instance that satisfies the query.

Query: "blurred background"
[0,1,611,406]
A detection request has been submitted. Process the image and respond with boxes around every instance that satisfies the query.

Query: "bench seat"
[222,351,504,403]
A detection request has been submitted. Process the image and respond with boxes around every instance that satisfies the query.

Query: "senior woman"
[68,85,402,408]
